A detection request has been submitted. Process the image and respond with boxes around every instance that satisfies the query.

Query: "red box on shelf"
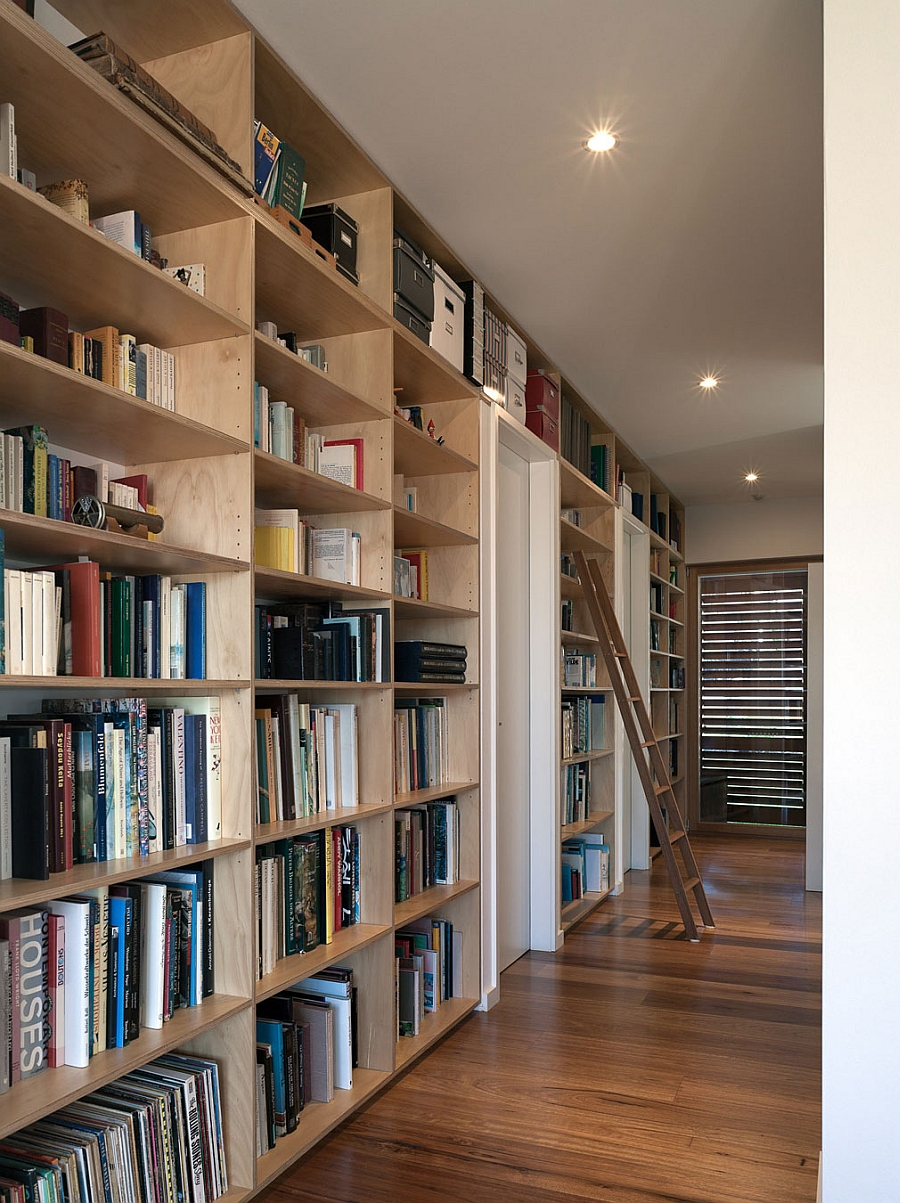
[526,406,559,451]
[525,369,559,419]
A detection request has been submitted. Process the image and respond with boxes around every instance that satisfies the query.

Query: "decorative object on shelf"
[72,493,164,536]
[36,178,89,224]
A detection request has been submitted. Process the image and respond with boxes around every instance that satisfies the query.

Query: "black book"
[255,1043,276,1150]
[10,746,50,879]
[201,859,215,997]
[394,640,466,659]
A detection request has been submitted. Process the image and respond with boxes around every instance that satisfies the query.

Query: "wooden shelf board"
[561,686,609,696]
[394,880,479,926]
[650,648,676,658]
[254,567,390,604]
[0,510,248,575]
[255,215,389,339]
[559,517,612,555]
[561,629,599,646]
[560,573,583,600]
[650,845,663,860]
[561,749,613,766]
[392,326,477,407]
[558,459,615,510]
[253,332,389,425]
[255,802,393,843]
[51,0,251,61]
[254,1068,391,1190]
[561,811,615,840]
[393,505,477,549]
[669,616,685,628]
[0,176,248,348]
[650,611,671,622]
[393,416,478,477]
[392,596,478,620]
[393,682,477,696]
[255,679,388,692]
[394,781,478,806]
[650,571,670,587]
[394,996,478,1071]
[0,342,248,464]
[0,676,247,694]
[255,923,391,1003]
[254,449,390,514]
[3,5,247,234]
[669,546,685,562]
[0,992,249,1141]
[0,838,250,912]
[561,887,614,932]
[669,582,685,595]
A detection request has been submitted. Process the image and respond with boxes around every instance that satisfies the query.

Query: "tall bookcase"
[2,0,481,1195]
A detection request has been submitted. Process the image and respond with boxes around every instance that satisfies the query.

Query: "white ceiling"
[235,0,823,506]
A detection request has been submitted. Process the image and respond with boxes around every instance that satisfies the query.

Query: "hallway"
[262,835,822,1203]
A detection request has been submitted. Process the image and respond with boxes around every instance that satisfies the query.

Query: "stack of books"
[394,640,467,683]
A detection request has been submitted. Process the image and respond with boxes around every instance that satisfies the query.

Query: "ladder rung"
[654,783,671,795]
[683,877,701,891]
[670,830,687,842]
[627,696,641,702]
[640,741,656,749]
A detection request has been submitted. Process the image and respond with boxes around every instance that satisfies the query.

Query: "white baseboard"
[478,985,501,1012]
[817,1151,822,1202]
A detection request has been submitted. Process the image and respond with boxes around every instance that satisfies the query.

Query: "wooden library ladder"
[573,551,714,942]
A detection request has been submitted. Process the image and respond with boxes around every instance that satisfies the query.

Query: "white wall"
[823,2,900,1198]
[685,495,822,564]
[806,562,822,893]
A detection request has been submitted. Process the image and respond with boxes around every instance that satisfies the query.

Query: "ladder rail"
[573,551,714,939]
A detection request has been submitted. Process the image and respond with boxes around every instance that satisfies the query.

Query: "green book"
[5,425,48,516]
[268,141,307,219]
[111,577,131,676]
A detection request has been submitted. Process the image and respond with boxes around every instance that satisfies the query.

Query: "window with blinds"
[699,570,807,827]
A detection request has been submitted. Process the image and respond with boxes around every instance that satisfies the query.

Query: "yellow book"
[83,325,120,390]
[254,525,292,571]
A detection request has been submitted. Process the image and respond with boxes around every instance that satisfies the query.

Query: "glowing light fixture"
[699,375,719,390]
[744,472,759,483]
[585,130,617,152]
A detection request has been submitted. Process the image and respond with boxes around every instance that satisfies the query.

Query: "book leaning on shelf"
[1,555,207,679]
[255,699,358,823]
[0,695,223,881]
[255,509,361,586]
[255,827,360,978]
[0,861,214,1087]
[0,1049,227,1202]
[396,917,463,1037]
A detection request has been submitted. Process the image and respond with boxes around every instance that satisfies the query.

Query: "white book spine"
[47,901,91,1067]
[20,570,34,675]
[6,570,21,675]
[41,570,55,675]
[170,584,185,679]
[0,104,15,180]
[115,726,127,859]
[140,883,167,1028]
[161,576,171,679]
[147,729,162,855]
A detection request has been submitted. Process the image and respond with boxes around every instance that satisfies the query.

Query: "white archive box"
[429,262,466,373]
[505,373,527,424]
[507,326,528,384]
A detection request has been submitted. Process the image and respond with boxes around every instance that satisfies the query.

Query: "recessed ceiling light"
[744,472,759,483]
[699,375,719,390]
[585,131,616,153]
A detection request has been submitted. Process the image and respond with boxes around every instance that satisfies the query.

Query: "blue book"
[108,897,128,1047]
[256,1018,287,1135]
[183,714,208,846]
[185,581,206,679]
[135,348,147,400]
[47,454,59,519]
[141,575,161,678]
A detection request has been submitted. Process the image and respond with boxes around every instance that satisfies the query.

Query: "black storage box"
[394,294,431,344]
[393,232,435,322]
[300,203,359,278]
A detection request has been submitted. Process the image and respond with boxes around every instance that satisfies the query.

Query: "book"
[91,210,142,256]
[17,308,68,366]
[310,528,359,586]
[0,103,15,180]
[319,439,363,491]
[83,326,119,389]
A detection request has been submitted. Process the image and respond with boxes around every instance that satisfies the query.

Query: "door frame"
[480,403,559,1008]
[687,556,821,839]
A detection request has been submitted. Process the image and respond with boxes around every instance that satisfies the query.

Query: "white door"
[621,528,634,870]
[496,439,531,970]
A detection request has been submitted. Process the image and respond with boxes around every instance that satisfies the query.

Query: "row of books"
[254,384,364,489]
[559,395,592,481]
[254,601,389,683]
[561,599,575,631]
[563,652,597,689]
[0,1051,227,1203]
[254,510,361,586]
[561,834,610,902]
[394,698,449,796]
[256,970,357,1157]
[670,662,685,689]
[396,917,462,1037]
[668,738,679,779]
[2,558,206,679]
[2,696,222,878]
[650,581,665,614]
[395,640,467,684]
[395,797,460,903]
[255,829,359,979]
[561,695,606,759]
[256,324,327,371]
[589,440,610,494]
[0,862,214,1082]
[0,299,178,410]
[393,549,428,601]
[650,617,662,651]
[255,699,358,824]
[562,761,591,826]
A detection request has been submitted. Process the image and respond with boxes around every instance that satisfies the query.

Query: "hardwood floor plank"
[257,834,821,1203]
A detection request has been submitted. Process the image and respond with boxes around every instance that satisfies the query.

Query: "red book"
[71,465,97,503]
[45,561,101,677]
[48,913,65,1067]
[18,307,69,366]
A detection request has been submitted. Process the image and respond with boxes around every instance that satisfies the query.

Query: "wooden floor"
[261,834,822,1203]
